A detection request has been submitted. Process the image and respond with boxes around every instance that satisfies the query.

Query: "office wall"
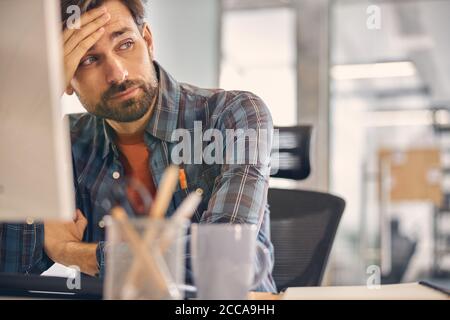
[63,0,220,114]
[147,0,220,88]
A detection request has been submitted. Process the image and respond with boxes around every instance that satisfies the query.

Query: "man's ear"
[141,23,154,59]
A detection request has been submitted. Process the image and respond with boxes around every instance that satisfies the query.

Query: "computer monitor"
[0,0,75,222]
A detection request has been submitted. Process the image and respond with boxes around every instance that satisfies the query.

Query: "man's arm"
[202,92,273,226]
[44,209,99,276]
[194,92,277,292]
[57,242,98,276]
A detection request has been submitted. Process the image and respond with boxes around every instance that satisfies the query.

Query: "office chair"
[268,188,345,291]
[270,126,312,180]
[381,219,417,284]
[268,126,345,291]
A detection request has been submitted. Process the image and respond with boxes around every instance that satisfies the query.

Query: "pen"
[179,167,188,190]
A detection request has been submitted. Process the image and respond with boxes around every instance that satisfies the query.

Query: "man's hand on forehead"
[62,5,110,94]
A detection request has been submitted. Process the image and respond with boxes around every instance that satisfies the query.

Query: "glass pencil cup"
[104,215,189,300]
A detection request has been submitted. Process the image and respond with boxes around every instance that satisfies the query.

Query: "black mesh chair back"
[270,126,312,180]
[268,188,345,291]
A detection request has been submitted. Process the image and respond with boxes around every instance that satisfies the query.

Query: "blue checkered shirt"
[0,62,276,293]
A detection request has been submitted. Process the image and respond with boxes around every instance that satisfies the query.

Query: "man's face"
[70,0,158,122]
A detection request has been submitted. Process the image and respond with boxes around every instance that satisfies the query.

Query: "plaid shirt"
[0,62,277,293]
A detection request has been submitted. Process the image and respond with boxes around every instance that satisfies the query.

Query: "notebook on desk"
[282,282,450,300]
[419,280,450,296]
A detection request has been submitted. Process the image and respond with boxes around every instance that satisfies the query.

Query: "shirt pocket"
[171,166,218,222]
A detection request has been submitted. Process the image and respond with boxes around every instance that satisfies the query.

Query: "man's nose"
[104,57,128,85]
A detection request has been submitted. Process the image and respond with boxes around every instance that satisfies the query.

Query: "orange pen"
[179,168,188,190]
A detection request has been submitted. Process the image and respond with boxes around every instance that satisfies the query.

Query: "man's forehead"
[102,0,132,17]
[87,24,136,52]
[104,21,137,38]
[87,13,140,52]
[80,0,142,52]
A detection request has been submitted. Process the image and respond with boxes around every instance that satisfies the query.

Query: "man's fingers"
[66,27,105,69]
[75,210,88,237]
[62,6,109,90]
[64,13,110,56]
[74,209,85,221]
[62,5,107,42]
[76,216,88,230]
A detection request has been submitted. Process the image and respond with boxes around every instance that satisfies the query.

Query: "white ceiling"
[332,0,450,105]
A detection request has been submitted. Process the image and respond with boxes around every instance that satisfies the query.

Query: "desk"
[1,274,448,300]
[249,283,449,300]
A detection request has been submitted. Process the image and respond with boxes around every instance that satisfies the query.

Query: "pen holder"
[104,216,189,300]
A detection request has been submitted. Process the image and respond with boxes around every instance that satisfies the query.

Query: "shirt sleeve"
[0,221,107,278]
[201,92,273,225]
[95,241,106,278]
[0,222,53,274]
[187,92,277,292]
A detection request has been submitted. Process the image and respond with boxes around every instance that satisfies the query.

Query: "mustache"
[102,80,146,101]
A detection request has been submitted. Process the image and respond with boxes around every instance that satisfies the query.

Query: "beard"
[77,65,159,123]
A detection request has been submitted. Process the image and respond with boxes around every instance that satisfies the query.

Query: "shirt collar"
[101,61,180,159]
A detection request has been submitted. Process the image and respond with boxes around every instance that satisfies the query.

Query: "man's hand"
[44,210,98,276]
[44,209,87,260]
[63,5,111,92]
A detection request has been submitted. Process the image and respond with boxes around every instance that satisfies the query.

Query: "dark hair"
[60,0,147,30]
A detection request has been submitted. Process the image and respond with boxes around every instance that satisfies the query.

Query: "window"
[220,7,297,126]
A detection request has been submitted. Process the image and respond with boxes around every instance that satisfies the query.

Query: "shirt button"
[112,171,120,180]
[98,219,105,229]
[101,199,111,211]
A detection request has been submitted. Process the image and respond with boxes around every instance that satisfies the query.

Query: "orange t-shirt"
[115,132,157,215]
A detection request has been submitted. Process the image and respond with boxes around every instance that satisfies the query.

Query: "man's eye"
[119,40,134,50]
[80,56,97,66]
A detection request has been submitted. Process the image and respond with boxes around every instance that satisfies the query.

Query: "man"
[0,0,276,292]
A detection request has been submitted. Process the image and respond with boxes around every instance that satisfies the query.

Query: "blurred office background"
[63,0,450,286]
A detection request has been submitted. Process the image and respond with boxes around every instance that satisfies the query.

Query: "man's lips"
[110,86,141,100]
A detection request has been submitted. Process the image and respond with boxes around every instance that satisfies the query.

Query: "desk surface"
[1,275,447,300]
[250,282,449,300]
